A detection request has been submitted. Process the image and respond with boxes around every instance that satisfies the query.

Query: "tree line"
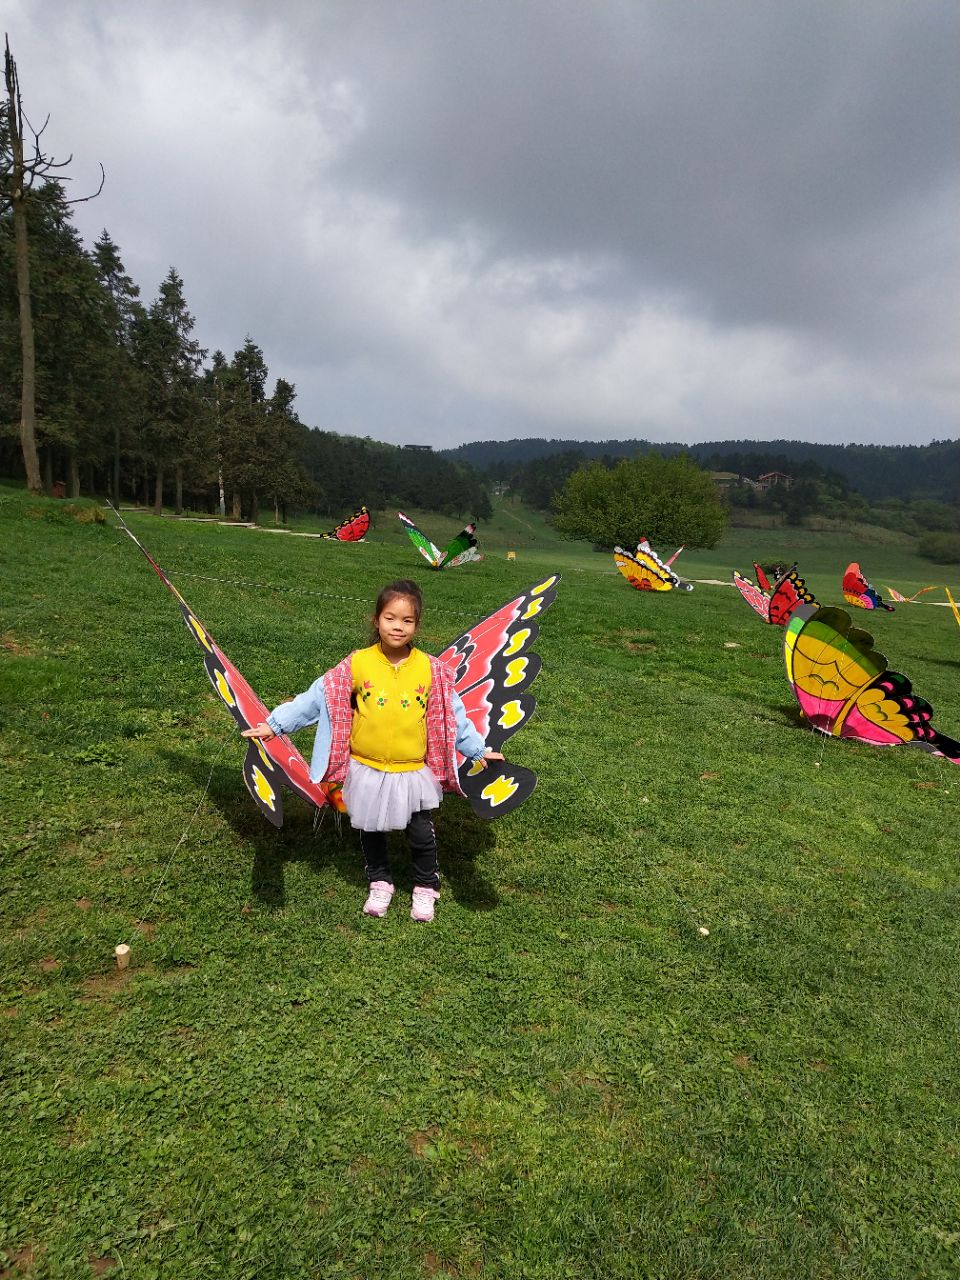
[0,41,489,523]
[503,442,957,544]
[0,181,489,522]
[444,435,960,505]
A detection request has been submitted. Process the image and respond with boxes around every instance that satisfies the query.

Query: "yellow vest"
[349,645,433,772]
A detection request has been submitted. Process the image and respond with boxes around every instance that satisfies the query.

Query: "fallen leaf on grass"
[40,956,60,973]
[2,635,32,655]
[732,1054,753,1071]
[422,1252,481,1278]
[409,1128,438,1158]
[700,771,719,781]
[1,1243,44,1275]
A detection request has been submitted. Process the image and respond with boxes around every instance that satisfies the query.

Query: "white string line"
[105,535,486,621]
[126,734,232,947]
[170,568,470,616]
[2,540,122,638]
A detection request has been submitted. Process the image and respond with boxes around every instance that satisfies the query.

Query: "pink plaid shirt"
[322,652,464,794]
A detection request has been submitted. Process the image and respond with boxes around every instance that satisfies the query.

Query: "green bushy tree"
[553,452,727,548]
[918,532,960,565]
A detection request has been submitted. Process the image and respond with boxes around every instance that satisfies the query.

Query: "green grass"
[2,485,960,1279]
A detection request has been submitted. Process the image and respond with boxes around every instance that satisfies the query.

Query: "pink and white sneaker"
[410,886,440,923]
[363,880,394,917]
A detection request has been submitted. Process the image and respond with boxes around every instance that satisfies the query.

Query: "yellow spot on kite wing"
[504,657,529,687]
[532,575,557,594]
[255,740,274,769]
[522,597,545,619]
[188,615,214,653]
[855,686,915,741]
[251,766,277,810]
[466,758,487,776]
[498,700,525,729]
[214,669,236,707]
[481,774,520,807]
[503,627,532,657]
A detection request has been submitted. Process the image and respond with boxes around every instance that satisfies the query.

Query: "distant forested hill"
[441,437,959,502]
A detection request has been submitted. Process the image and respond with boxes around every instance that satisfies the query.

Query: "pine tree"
[1,36,102,492]
[92,230,144,504]
[0,182,115,495]
[132,268,206,514]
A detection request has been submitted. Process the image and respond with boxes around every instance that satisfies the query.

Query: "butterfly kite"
[613,539,692,592]
[398,512,482,570]
[732,564,817,627]
[111,507,557,824]
[320,506,370,542]
[842,562,894,612]
[783,582,960,765]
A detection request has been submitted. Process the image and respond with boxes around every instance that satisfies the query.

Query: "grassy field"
[2,485,960,1279]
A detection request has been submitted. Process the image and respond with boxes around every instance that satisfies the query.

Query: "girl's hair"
[370,580,423,641]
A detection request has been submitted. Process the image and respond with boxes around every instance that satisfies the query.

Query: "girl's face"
[376,595,419,657]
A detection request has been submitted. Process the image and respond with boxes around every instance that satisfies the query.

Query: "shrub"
[917,532,960,564]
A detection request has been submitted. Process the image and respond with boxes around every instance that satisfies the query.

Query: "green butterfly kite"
[398,511,483,570]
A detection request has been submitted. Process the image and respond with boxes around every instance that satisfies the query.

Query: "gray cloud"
[4,0,958,445]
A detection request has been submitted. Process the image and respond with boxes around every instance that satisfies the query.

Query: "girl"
[242,580,503,922]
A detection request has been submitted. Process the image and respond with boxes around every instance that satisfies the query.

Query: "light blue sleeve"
[452,689,487,762]
[266,677,328,736]
[266,676,333,784]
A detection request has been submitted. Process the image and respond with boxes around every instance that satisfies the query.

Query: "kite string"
[171,566,501,621]
[125,733,232,947]
[2,539,123,638]
[105,537,480,619]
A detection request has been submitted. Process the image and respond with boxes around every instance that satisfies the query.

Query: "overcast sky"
[4,0,959,448]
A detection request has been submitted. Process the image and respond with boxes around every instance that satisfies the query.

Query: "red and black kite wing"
[321,506,370,542]
[110,506,343,827]
[437,574,560,819]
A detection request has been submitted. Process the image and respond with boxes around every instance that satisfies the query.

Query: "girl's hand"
[479,748,505,767]
[242,722,276,741]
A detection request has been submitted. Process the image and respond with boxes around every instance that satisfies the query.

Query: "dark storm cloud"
[326,1,960,335]
[4,0,958,445]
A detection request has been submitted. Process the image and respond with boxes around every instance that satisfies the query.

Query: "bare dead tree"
[1,34,103,493]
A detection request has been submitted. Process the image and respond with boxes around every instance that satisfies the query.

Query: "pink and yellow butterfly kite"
[842,562,894,612]
[783,584,960,764]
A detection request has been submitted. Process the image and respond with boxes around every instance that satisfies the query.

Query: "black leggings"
[360,809,439,890]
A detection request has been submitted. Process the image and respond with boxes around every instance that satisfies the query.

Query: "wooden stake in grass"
[115,944,131,970]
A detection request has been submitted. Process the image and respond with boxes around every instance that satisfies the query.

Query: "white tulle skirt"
[342,759,443,832]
